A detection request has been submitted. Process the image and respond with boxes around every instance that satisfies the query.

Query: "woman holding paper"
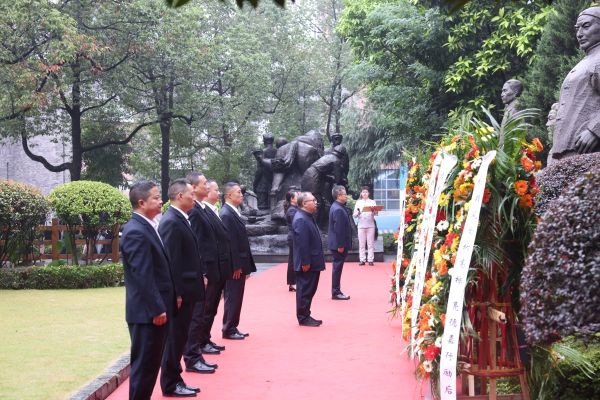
[353,186,378,265]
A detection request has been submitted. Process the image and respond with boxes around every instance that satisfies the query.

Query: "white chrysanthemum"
[436,220,449,231]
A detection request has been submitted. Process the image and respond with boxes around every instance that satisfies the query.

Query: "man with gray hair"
[327,185,352,300]
[292,191,325,326]
[549,6,600,162]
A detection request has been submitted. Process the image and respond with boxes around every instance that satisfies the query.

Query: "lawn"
[0,287,129,400]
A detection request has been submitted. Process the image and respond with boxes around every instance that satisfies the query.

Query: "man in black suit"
[328,185,352,300]
[292,192,325,327]
[220,182,257,340]
[183,174,227,374]
[122,181,175,400]
[159,179,204,398]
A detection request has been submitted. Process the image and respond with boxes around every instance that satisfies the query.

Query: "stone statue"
[501,79,522,121]
[549,7,600,163]
[301,144,349,225]
[253,134,277,210]
[324,133,349,183]
[546,102,559,146]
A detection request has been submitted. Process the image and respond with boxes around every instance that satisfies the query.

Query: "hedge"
[0,263,124,289]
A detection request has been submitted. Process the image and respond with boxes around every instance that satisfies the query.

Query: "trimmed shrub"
[0,263,124,289]
[0,180,50,266]
[48,181,131,265]
[535,152,600,216]
[520,165,600,345]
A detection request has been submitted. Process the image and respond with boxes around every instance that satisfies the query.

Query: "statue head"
[331,133,343,147]
[263,134,274,146]
[501,79,523,105]
[577,7,600,52]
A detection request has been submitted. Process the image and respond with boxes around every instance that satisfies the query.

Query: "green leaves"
[164,0,293,9]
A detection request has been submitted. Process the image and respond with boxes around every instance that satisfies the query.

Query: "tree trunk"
[160,114,171,202]
[70,59,83,181]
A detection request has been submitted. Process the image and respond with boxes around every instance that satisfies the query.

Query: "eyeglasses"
[306,199,318,203]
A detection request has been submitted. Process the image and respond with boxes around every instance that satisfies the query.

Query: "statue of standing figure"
[549,6,600,163]
[253,134,277,210]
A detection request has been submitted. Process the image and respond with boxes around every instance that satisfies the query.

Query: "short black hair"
[168,179,190,200]
[129,181,158,209]
[186,171,204,186]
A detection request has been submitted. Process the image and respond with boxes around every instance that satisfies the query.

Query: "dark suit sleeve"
[293,217,312,266]
[331,208,346,248]
[220,210,242,271]
[123,228,166,318]
[159,218,186,298]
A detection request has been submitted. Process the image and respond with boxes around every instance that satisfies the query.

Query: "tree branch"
[82,120,159,153]
[21,129,71,173]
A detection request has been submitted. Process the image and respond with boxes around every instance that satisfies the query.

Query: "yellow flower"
[439,192,450,207]
[451,236,460,253]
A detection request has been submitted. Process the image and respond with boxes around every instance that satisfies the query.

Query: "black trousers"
[183,300,206,368]
[222,276,246,335]
[295,270,320,323]
[160,299,195,393]
[331,249,347,295]
[287,239,296,285]
[128,322,168,400]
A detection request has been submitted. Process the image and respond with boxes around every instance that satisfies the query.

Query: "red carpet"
[107,261,427,399]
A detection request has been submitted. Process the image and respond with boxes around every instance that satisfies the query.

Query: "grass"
[0,287,129,400]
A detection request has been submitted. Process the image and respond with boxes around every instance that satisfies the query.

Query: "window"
[373,168,403,210]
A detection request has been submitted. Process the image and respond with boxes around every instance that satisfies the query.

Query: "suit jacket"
[292,208,325,272]
[285,205,298,241]
[327,201,352,251]
[189,202,232,282]
[159,207,205,303]
[220,203,257,276]
[121,213,175,324]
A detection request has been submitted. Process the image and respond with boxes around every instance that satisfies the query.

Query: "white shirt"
[353,199,377,228]
[134,212,163,245]
[169,205,190,225]
[225,201,242,217]
[203,201,221,219]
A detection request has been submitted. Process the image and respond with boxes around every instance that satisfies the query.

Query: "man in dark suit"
[328,184,352,300]
[220,182,257,340]
[159,179,204,398]
[292,191,325,327]
[183,174,227,373]
[122,181,175,400]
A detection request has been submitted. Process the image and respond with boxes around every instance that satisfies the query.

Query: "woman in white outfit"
[353,187,378,265]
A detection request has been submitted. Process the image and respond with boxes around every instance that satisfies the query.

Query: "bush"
[48,181,131,265]
[0,263,124,289]
[535,152,600,216]
[520,166,600,345]
[0,180,50,267]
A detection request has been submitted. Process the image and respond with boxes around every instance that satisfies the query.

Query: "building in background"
[0,137,69,195]
[372,162,407,234]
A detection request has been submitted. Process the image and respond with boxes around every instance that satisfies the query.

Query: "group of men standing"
[121,174,255,399]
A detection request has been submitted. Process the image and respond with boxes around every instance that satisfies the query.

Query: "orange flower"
[402,257,410,267]
[519,194,534,208]
[532,137,544,152]
[440,313,446,327]
[483,188,492,204]
[514,180,528,196]
[521,155,534,172]
[436,260,448,276]
[534,161,542,171]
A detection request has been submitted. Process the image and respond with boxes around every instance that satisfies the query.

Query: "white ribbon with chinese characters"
[406,151,457,354]
[395,166,408,305]
[439,150,496,400]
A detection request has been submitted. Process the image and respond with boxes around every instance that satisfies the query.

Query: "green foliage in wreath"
[0,180,50,267]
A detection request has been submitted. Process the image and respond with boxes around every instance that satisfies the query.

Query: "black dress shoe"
[368,262,374,266]
[184,383,200,393]
[288,285,296,292]
[358,261,366,266]
[309,316,322,325]
[201,343,221,354]
[185,361,216,374]
[235,329,249,337]
[208,340,225,351]
[299,318,321,327]
[202,359,218,369]
[164,382,197,397]
[332,293,351,300]
[222,332,245,340]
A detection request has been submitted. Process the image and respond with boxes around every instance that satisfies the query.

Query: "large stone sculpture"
[549,6,600,163]
[253,134,277,210]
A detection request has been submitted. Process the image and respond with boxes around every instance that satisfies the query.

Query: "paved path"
[107,261,427,400]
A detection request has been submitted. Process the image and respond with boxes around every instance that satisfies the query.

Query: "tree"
[339,0,450,187]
